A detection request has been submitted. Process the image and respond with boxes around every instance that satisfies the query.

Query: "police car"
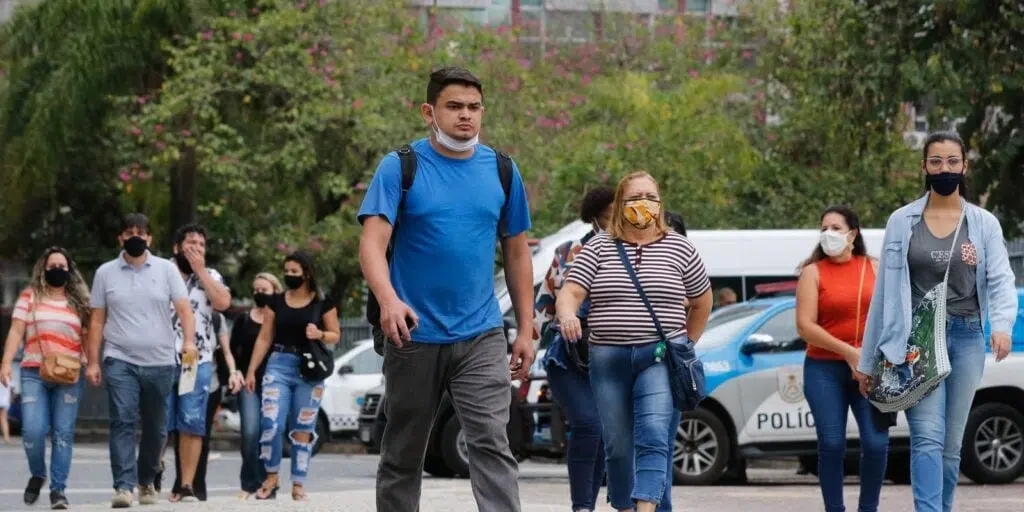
[681,289,1024,486]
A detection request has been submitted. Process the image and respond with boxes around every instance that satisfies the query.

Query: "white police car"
[680,290,1024,485]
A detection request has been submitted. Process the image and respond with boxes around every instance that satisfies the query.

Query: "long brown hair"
[607,171,668,240]
[28,247,91,324]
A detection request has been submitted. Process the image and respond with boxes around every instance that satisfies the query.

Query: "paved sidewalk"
[54,480,1024,512]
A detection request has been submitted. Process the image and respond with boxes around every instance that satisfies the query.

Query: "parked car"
[320,339,384,436]
[360,289,1024,486]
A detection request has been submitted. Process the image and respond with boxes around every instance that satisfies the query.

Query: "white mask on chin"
[429,106,478,153]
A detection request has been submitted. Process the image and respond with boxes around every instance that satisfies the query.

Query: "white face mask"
[428,106,478,153]
[819,230,850,257]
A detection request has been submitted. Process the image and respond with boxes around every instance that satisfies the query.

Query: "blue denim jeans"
[103,357,175,491]
[259,352,325,484]
[165,362,213,436]
[20,367,84,492]
[906,314,986,512]
[546,363,605,511]
[589,342,675,509]
[238,387,267,492]
[803,357,889,512]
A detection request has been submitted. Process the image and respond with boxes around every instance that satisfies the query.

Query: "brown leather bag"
[31,297,82,385]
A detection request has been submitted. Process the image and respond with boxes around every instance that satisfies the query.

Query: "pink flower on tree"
[355,182,368,191]
[243,33,253,41]
[119,170,132,183]
[154,124,164,134]
[581,75,592,86]
[352,98,366,110]
[689,69,700,78]
[228,10,236,18]
[181,129,192,137]
[155,141,166,150]
[137,96,148,105]
[232,32,241,40]
[201,31,212,40]
[129,126,142,136]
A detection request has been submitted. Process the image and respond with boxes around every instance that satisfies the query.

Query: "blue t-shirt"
[358,138,532,343]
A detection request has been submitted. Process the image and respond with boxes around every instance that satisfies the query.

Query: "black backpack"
[365,144,515,328]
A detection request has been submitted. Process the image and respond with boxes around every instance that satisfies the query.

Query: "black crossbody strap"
[615,240,666,341]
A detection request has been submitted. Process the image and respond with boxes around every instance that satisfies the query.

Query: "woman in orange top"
[796,206,890,512]
[1,247,91,509]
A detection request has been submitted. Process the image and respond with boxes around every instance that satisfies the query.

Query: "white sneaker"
[138,485,158,505]
[111,489,133,508]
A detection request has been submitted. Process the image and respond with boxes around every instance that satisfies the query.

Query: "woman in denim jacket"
[856,132,1018,512]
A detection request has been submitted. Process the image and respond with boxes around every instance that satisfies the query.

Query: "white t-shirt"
[170,266,228,364]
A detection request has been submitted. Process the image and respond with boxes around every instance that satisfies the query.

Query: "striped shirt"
[12,288,84,367]
[565,232,711,345]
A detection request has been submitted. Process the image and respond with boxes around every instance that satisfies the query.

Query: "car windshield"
[697,304,771,351]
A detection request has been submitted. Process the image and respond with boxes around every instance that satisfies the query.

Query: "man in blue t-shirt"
[358,67,535,512]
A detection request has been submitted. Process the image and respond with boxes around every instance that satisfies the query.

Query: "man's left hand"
[182,342,199,362]
[991,332,1011,362]
[184,246,206,274]
[509,332,535,382]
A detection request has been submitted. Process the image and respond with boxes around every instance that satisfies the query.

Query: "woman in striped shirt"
[1,247,91,509]
[556,172,713,512]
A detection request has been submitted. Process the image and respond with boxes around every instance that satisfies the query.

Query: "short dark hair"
[426,66,483,105]
[922,130,970,199]
[173,223,208,247]
[121,213,150,234]
[666,211,687,236]
[579,186,615,224]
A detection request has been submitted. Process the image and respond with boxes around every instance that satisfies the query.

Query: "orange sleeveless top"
[806,256,875,361]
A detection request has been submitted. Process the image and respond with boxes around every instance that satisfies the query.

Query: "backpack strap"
[390,144,418,260]
[495,151,514,238]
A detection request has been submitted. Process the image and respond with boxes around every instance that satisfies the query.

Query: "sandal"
[237,491,253,500]
[291,484,308,502]
[255,476,279,501]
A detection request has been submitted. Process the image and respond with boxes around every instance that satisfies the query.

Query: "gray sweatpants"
[375,328,521,512]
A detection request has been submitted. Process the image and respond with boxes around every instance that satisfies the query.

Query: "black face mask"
[123,236,148,257]
[44,268,70,288]
[926,171,964,197]
[284,275,304,290]
[253,292,271,308]
[174,252,193,275]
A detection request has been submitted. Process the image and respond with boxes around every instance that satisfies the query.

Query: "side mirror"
[337,365,354,376]
[741,334,806,355]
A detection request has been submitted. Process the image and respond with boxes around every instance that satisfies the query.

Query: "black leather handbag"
[299,301,334,382]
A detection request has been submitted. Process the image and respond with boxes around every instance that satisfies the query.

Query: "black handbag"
[299,301,334,382]
[615,240,707,412]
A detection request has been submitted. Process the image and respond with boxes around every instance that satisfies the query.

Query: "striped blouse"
[12,288,84,367]
[565,232,711,345]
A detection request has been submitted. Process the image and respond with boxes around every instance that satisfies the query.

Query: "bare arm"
[219,332,237,372]
[196,270,231,311]
[501,233,535,337]
[2,319,25,366]
[359,216,398,305]
[795,264,856,361]
[172,298,196,348]
[555,282,588,321]
[685,290,714,342]
[247,310,276,376]
[320,308,342,345]
[86,309,107,365]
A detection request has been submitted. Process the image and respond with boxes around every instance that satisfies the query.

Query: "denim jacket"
[535,233,594,371]
[857,194,1019,375]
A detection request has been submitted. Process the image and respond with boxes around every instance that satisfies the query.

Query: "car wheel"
[673,408,730,485]
[423,454,456,478]
[440,415,471,478]
[961,403,1024,485]
[886,453,911,485]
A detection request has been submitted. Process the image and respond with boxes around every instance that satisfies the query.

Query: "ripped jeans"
[20,367,85,492]
[259,352,324,484]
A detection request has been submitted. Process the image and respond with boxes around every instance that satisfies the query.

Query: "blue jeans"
[20,367,84,492]
[546,363,605,511]
[259,352,325,484]
[589,342,675,509]
[803,357,889,512]
[103,357,175,491]
[165,362,213,436]
[906,314,986,512]
[238,387,267,492]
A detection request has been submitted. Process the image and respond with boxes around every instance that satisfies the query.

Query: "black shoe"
[24,476,45,505]
[179,485,198,503]
[49,491,69,510]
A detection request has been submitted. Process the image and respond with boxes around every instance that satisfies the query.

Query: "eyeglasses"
[925,157,963,172]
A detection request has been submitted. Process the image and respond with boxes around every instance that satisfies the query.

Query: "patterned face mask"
[623,199,661,229]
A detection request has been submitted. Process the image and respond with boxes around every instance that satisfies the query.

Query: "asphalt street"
[1,443,1022,511]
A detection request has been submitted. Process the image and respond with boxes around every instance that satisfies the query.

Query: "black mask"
[253,292,271,308]
[926,172,964,197]
[44,268,70,288]
[284,275,304,290]
[123,236,148,257]
[174,252,193,274]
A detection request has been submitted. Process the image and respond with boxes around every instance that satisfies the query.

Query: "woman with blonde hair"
[229,272,283,499]
[1,247,91,509]
[557,172,714,511]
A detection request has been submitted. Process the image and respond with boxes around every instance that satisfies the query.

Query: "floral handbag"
[868,209,964,413]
